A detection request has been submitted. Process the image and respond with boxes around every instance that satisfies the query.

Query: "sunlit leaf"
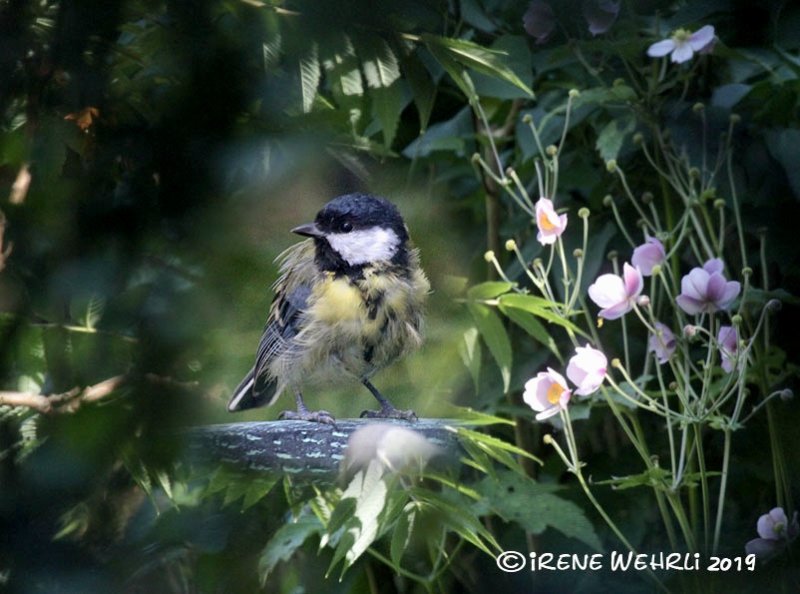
[468,303,511,393]
[457,327,482,393]
[467,281,514,300]
[498,293,587,338]
[422,34,533,97]
[501,306,563,363]
[299,44,321,113]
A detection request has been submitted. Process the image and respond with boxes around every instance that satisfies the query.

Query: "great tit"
[227,193,430,423]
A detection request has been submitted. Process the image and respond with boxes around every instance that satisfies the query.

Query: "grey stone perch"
[185,418,462,481]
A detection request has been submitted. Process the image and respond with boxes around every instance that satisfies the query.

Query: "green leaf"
[390,506,415,567]
[402,106,471,158]
[411,489,500,557]
[402,51,436,132]
[299,43,321,113]
[468,303,512,393]
[327,461,389,575]
[498,294,587,338]
[259,515,323,584]
[448,406,515,426]
[501,306,563,363]
[242,476,280,510]
[467,280,514,300]
[262,33,282,70]
[362,38,400,88]
[455,427,542,467]
[470,35,533,99]
[476,470,603,552]
[371,82,404,149]
[422,34,533,97]
[595,116,635,163]
[457,328,482,393]
[424,41,478,101]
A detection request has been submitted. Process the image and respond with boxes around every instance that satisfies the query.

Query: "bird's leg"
[279,389,337,426]
[360,380,418,421]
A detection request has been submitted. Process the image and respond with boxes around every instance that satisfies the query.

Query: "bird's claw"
[360,407,418,422]
[279,409,337,427]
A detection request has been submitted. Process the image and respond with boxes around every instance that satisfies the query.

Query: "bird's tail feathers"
[227,368,279,412]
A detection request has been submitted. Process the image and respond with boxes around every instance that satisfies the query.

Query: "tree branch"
[185,418,461,481]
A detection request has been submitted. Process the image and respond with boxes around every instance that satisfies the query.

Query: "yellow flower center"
[546,382,564,404]
[538,212,557,231]
[672,28,690,43]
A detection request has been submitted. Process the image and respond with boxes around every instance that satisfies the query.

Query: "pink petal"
[757,513,778,540]
[705,273,727,304]
[599,301,633,320]
[718,281,741,309]
[703,258,724,275]
[688,25,715,51]
[681,268,709,301]
[671,42,694,63]
[676,294,704,315]
[535,406,561,420]
[647,38,675,57]
[623,263,644,297]
[588,274,626,308]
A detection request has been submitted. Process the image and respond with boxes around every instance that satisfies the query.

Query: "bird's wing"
[228,240,319,411]
[254,240,321,401]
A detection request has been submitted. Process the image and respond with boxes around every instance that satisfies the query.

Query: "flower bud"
[611,358,622,369]
[568,88,580,99]
[692,102,705,113]
[603,194,614,208]
[641,191,653,204]
[543,434,555,445]
[766,299,782,312]
[505,166,515,177]
[668,381,678,392]
[731,314,743,326]
[532,257,543,268]
[636,218,647,229]
[689,167,700,179]
[713,198,726,209]
[483,250,495,263]
[578,207,590,219]
[781,389,794,401]
[633,132,644,145]
[573,248,584,259]
[546,144,558,157]
[606,159,617,173]
[637,295,650,307]
[730,113,741,124]
[522,113,533,124]
[650,264,662,276]
[505,239,517,251]
[607,250,618,261]
[683,324,697,338]
[742,267,753,278]
[471,153,481,164]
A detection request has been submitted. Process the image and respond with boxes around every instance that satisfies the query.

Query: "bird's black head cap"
[304,193,410,277]
[314,193,409,242]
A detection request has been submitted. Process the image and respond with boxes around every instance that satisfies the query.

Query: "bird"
[227,193,430,424]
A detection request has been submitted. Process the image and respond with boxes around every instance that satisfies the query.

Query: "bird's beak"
[292,222,323,238]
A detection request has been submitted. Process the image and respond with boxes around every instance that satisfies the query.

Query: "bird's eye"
[340,221,353,233]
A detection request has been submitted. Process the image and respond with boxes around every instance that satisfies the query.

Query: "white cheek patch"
[326,227,400,266]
